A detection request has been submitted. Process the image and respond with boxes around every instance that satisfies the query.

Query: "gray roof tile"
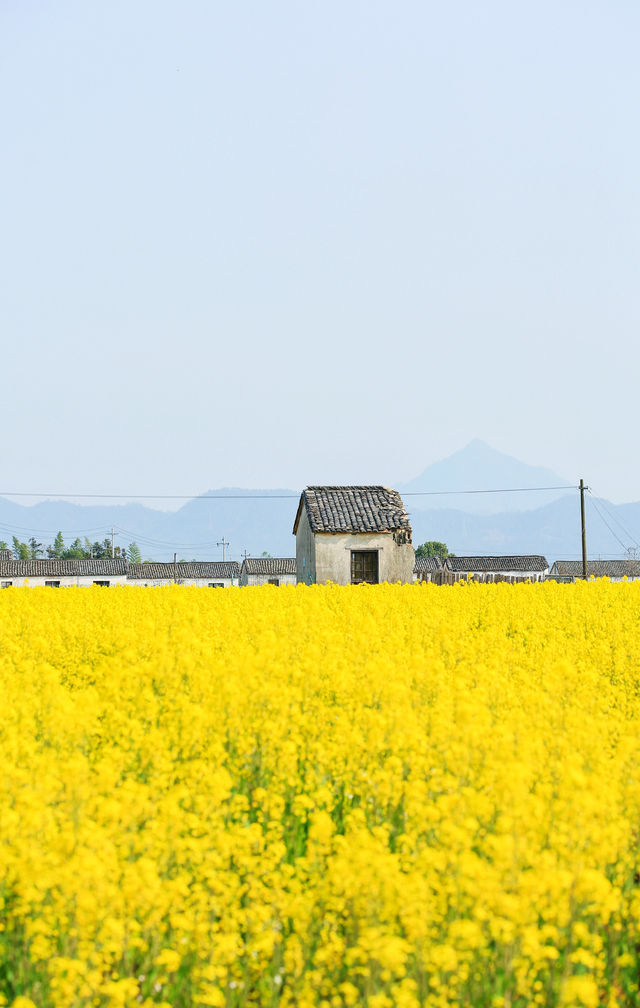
[414,556,443,573]
[127,562,240,581]
[241,558,296,575]
[550,559,640,578]
[445,555,549,572]
[0,558,128,577]
[294,486,411,535]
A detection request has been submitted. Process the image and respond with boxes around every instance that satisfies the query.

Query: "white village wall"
[242,574,297,587]
[127,577,236,588]
[0,576,129,588]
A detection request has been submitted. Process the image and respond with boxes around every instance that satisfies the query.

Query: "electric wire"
[113,526,229,550]
[587,496,630,553]
[4,483,634,562]
[0,484,575,555]
[0,485,574,501]
[0,520,112,538]
[587,489,640,552]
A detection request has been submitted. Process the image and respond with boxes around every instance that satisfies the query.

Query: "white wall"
[242,574,297,587]
[127,577,236,588]
[0,576,129,588]
[294,525,414,586]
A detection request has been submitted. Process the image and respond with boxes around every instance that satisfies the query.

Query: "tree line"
[1,534,142,563]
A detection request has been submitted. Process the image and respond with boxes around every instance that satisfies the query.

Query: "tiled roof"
[414,556,443,573]
[241,558,296,575]
[294,486,411,535]
[550,559,640,578]
[127,562,240,581]
[0,558,128,577]
[445,556,549,572]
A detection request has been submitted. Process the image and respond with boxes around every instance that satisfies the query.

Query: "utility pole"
[173,551,177,585]
[241,549,250,561]
[111,527,115,559]
[217,537,230,561]
[580,479,588,580]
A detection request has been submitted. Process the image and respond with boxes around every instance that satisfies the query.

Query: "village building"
[293,486,414,585]
[126,561,240,587]
[442,555,549,582]
[548,559,640,582]
[0,554,128,588]
[239,557,297,586]
[413,555,443,583]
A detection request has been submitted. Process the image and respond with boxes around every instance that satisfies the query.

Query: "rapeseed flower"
[0,581,639,1006]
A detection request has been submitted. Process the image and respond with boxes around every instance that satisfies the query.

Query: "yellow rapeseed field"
[1,581,640,1008]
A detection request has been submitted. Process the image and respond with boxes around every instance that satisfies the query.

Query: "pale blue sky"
[2,1,638,503]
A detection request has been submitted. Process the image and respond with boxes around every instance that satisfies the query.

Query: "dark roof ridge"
[445,555,549,572]
[293,485,412,536]
[126,561,240,580]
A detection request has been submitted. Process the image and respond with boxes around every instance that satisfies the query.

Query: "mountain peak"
[398,442,572,514]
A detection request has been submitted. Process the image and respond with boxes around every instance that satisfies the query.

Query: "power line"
[402,485,572,497]
[114,525,227,549]
[587,489,640,551]
[0,484,574,502]
[0,520,116,537]
[587,497,628,552]
[0,482,595,561]
[0,491,299,500]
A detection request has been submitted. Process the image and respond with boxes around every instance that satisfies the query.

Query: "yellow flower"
[0,581,639,1006]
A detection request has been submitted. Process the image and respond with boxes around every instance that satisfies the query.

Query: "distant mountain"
[398,439,573,514]
[165,488,298,558]
[0,445,635,563]
[0,489,299,562]
[410,493,640,562]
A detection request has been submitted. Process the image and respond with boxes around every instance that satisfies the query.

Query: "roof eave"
[292,494,306,536]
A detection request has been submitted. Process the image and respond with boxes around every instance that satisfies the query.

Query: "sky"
[2,1,639,506]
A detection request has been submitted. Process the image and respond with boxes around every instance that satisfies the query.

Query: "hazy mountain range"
[1,441,638,563]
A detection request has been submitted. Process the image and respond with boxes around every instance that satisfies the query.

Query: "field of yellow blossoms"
[1,581,640,1008]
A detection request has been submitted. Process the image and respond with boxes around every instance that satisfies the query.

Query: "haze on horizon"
[2,2,637,505]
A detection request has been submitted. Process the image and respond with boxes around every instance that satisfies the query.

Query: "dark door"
[351,550,379,584]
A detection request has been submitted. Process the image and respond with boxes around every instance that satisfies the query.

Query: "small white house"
[240,558,297,586]
[0,556,128,588]
[442,556,549,582]
[548,559,640,582]
[293,486,414,585]
[126,561,240,587]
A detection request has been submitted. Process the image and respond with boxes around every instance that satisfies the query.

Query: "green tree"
[64,537,86,559]
[415,541,450,559]
[128,542,142,564]
[28,537,43,559]
[80,538,112,559]
[98,538,112,558]
[48,531,65,559]
[0,541,8,551]
[12,536,29,560]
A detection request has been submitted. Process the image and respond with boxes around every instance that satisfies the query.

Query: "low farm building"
[549,559,640,582]
[442,556,549,582]
[0,557,128,588]
[293,486,414,585]
[126,561,240,587]
[240,558,297,586]
[413,556,443,582]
